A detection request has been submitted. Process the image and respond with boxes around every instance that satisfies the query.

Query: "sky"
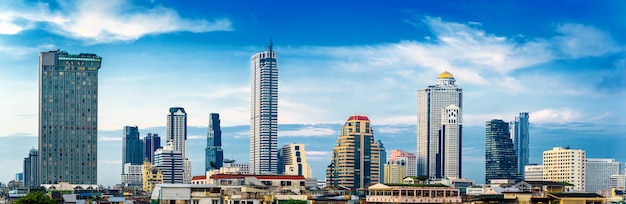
[0,0,625,186]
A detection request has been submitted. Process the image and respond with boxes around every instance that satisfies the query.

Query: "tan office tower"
[543,147,586,191]
[281,144,313,178]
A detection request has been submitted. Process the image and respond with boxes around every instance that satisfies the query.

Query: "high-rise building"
[510,112,529,177]
[378,140,386,182]
[39,50,101,184]
[390,150,417,177]
[206,113,224,172]
[23,148,39,187]
[123,126,143,165]
[154,147,184,184]
[586,158,621,193]
[120,163,143,190]
[166,107,191,183]
[417,71,463,178]
[142,160,163,193]
[524,165,543,181]
[384,160,407,184]
[326,115,380,189]
[485,119,519,183]
[543,147,586,191]
[280,144,313,178]
[143,133,161,163]
[250,41,279,175]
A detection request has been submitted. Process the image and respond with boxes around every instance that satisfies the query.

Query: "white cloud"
[99,136,122,141]
[377,125,412,134]
[279,127,336,137]
[188,135,205,140]
[306,151,331,156]
[0,0,233,43]
[530,108,581,124]
[554,23,620,58]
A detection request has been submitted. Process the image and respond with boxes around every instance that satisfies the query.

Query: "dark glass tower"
[39,50,101,184]
[143,133,161,163]
[123,126,143,165]
[485,119,519,183]
[24,148,39,187]
[205,113,224,171]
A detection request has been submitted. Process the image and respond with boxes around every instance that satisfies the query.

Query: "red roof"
[192,175,206,180]
[348,115,369,121]
[209,174,305,180]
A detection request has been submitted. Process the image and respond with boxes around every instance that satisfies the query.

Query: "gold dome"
[438,71,454,79]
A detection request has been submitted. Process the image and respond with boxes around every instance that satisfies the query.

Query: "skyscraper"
[39,50,101,184]
[154,147,184,184]
[390,150,417,177]
[543,147,586,191]
[23,148,39,187]
[510,112,529,177]
[250,41,278,174]
[378,140,386,182]
[206,113,224,172]
[417,71,463,179]
[280,144,313,178]
[123,126,143,165]
[166,107,191,183]
[326,115,380,189]
[485,119,519,183]
[143,133,161,163]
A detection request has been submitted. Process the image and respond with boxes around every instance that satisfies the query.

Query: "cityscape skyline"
[0,0,624,186]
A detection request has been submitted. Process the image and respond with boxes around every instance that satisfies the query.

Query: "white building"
[524,165,543,181]
[155,147,184,184]
[120,163,143,189]
[543,147,586,191]
[586,158,621,193]
[231,163,250,174]
[417,71,463,178]
[610,174,626,189]
[167,107,191,183]
[281,144,313,178]
[250,42,279,175]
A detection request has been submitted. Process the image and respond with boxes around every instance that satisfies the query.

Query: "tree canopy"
[14,191,56,204]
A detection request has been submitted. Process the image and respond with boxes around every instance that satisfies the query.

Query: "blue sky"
[0,0,625,186]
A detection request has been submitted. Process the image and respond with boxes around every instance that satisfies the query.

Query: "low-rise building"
[366,183,462,204]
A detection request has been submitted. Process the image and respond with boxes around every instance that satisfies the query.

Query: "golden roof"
[438,71,454,79]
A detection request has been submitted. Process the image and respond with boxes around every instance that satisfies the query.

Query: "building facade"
[610,174,626,190]
[417,71,463,179]
[23,148,39,187]
[384,159,407,184]
[206,113,224,172]
[123,126,143,165]
[280,144,313,178]
[250,42,279,175]
[39,50,101,184]
[120,163,143,189]
[326,115,380,189]
[485,119,519,183]
[390,150,417,177]
[154,147,184,184]
[143,133,161,163]
[510,112,529,177]
[586,158,621,193]
[167,107,191,183]
[543,147,586,191]
[142,160,163,193]
[378,140,386,182]
[524,165,543,181]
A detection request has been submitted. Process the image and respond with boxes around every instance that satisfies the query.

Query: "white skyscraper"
[417,71,463,178]
[543,147,586,191]
[586,158,621,193]
[250,41,279,174]
[167,107,191,183]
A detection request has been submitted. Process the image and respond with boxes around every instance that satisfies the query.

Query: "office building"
[390,150,417,177]
[280,144,313,178]
[524,165,543,181]
[154,147,184,184]
[384,159,407,184]
[543,147,586,191]
[485,119,519,183]
[39,50,101,184]
[142,160,163,193]
[206,113,224,172]
[120,163,143,189]
[167,107,191,183]
[610,174,626,189]
[417,71,463,178]
[586,158,621,193]
[123,126,143,165]
[250,41,279,175]
[326,115,381,189]
[23,148,39,187]
[230,163,250,174]
[378,140,386,182]
[510,112,529,177]
[143,133,161,163]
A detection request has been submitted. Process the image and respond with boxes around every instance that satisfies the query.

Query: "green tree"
[14,191,55,204]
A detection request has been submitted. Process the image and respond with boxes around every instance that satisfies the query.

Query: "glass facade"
[511,112,529,176]
[123,126,143,165]
[39,50,101,184]
[485,119,519,183]
[143,133,161,163]
[205,113,224,171]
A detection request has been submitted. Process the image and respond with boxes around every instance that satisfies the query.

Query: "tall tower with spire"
[417,71,463,179]
[250,40,279,174]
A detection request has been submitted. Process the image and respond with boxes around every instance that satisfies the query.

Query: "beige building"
[366,183,461,204]
[384,160,407,184]
[281,144,313,178]
[542,147,586,191]
[143,160,164,193]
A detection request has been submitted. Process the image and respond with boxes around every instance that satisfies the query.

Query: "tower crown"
[438,71,454,79]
